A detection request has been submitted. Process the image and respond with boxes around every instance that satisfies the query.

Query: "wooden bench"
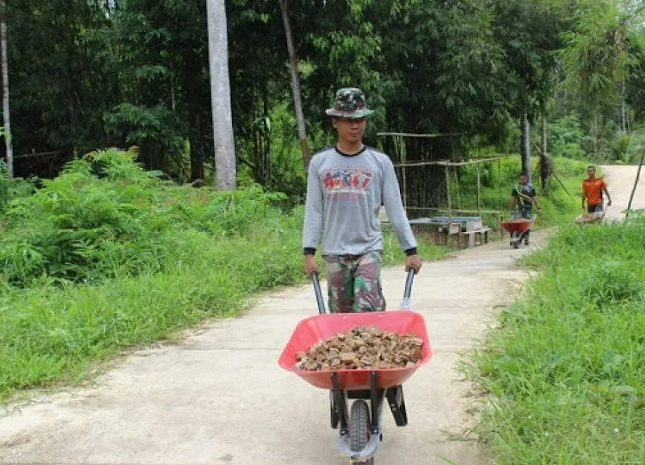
[460,227,491,248]
[388,216,491,249]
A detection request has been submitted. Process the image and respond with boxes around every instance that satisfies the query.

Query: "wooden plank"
[404,207,503,214]
[377,132,461,138]
[445,166,452,219]
[393,156,504,168]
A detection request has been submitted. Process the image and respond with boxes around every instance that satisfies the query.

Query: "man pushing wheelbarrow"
[280,87,428,465]
[505,171,540,247]
[302,87,422,310]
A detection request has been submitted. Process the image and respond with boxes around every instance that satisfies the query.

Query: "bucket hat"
[325,87,374,119]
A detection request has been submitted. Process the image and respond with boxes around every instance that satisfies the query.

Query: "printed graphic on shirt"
[322,167,374,194]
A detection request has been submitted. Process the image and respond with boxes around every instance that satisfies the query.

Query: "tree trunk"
[278,0,310,169]
[206,0,236,190]
[621,80,628,133]
[627,151,644,218]
[593,110,600,159]
[521,110,531,182]
[1,0,13,178]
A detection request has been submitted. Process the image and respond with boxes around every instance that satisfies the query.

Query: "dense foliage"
[4,0,645,196]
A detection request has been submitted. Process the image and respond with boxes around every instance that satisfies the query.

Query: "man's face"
[519,175,528,185]
[587,167,596,178]
[333,117,367,143]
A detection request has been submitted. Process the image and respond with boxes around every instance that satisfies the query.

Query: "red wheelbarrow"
[278,270,432,464]
[501,217,534,249]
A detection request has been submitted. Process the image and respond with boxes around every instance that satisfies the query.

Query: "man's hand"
[607,199,612,207]
[304,254,319,275]
[405,254,422,274]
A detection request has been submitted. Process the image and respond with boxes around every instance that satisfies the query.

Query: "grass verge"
[466,217,645,464]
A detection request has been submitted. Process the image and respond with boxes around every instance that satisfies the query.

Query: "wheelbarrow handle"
[401,269,415,311]
[310,271,326,315]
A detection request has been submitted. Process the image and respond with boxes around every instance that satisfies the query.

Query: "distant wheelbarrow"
[575,210,606,224]
[501,218,533,249]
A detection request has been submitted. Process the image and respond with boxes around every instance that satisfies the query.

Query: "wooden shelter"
[377,132,507,246]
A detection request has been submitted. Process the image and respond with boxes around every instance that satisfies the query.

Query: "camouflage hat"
[325,87,375,119]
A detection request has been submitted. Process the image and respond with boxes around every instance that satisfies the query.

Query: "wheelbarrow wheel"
[511,232,520,249]
[349,400,374,465]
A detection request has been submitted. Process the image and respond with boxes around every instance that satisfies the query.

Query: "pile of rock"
[295,326,424,371]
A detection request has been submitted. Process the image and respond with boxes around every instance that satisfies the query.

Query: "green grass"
[467,219,645,464]
[0,149,449,402]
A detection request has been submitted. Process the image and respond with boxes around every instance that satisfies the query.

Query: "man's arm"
[602,181,612,206]
[302,158,324,274]
[509,196,517,210]
[581,182,587,208]
[381,158,421,273]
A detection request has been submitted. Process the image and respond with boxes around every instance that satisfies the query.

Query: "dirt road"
[1,165,640,465]
[601,165,644,220]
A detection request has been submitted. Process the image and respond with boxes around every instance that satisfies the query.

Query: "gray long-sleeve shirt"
[302,146,417,256]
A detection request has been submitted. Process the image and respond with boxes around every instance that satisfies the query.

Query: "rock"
[296,326,424,371]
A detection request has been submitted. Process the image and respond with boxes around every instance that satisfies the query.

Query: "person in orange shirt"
[582,165,612,213]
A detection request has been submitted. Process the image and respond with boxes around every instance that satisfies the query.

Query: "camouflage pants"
[324,251,385,313]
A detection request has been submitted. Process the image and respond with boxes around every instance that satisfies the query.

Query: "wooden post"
[445,166,452,219]
[476,164,481,215]
[498,158,503,239]
[454,165,461,210]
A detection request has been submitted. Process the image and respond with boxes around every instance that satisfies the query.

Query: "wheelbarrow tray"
[278,311,432,390]
[501,219,533,233]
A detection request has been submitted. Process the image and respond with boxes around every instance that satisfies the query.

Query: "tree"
[1,0,12,178]
[206,0,236,190]
[5,0,118,177]
[560,0,645,158]
[278,0,310,168]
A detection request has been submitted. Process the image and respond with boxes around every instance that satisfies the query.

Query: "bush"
[0,148,288,286]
